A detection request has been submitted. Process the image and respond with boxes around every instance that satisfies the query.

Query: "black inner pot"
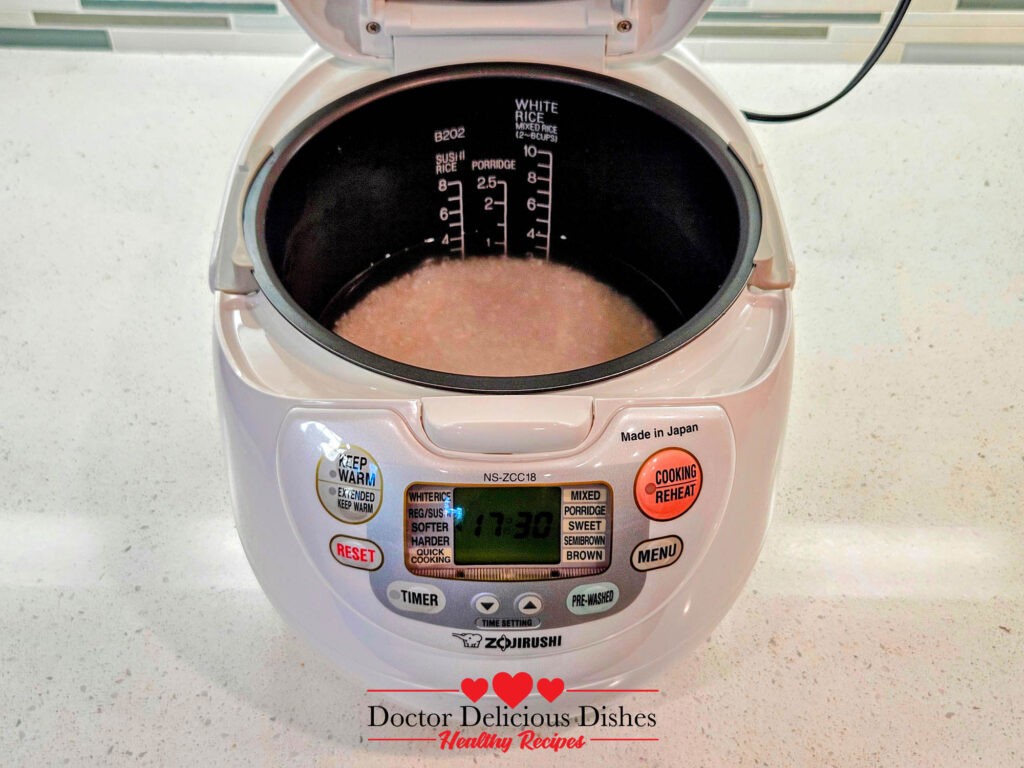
[244,63,761,393]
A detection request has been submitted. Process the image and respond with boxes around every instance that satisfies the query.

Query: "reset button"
[329,534,383,571]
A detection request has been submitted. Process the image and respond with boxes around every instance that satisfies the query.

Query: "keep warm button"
[566,582,620,616]
[634,447,703,521]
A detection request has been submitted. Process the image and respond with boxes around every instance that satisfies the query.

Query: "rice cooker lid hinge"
[281,0,715,69]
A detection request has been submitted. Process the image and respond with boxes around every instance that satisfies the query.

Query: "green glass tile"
[0,26,110,49]
[81,0,276,14]
[690,24,828,39]
[34,11,229,28]
[958,0,1024,9]
[703,11,882,24]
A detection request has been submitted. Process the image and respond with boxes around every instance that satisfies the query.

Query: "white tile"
[886,10,1024,27]
[230,12,302,32]
[895,0,956,8]
[679,38,707,59]
[0,0,78,12]
[746,0,899,11]
[746,0,956,10]
[699,37,904,61]
[0,11,34,26]
[830,23,1024,44]
[109,28,312,54]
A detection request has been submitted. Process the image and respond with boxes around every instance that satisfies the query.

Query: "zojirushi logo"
[454,633,562,652]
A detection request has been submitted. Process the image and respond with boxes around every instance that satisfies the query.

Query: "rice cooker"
[210,0,795,709]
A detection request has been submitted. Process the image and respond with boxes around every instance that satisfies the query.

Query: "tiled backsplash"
[1,0,1024,62]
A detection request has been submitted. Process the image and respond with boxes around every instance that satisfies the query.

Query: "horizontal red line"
[367,688,659,694]
[368,738,438,742]
[590,738,661,742]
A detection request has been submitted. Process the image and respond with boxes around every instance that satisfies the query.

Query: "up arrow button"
[515,593,544,616]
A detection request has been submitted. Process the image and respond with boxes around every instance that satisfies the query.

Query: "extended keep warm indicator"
[634,447,703,521]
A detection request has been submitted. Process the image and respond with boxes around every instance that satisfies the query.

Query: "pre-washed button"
[630,535,683,572]
[329,534,383,571]
[386,581,446,614]
[566,582,620,615]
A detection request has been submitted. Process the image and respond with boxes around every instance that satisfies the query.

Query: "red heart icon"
[460,677,488,703]
[491,672,533,709]
[536,677,565,703]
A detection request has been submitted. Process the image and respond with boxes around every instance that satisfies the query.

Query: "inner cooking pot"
[244,63,761,393]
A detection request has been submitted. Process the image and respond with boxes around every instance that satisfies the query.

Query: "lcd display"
[452,486,561,565]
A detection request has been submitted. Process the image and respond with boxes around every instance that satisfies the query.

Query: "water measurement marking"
[438,177,466,257]
[523,145,554,259]
[476,173,509,255]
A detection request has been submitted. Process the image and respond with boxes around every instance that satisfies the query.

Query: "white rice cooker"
[211,0,795,709]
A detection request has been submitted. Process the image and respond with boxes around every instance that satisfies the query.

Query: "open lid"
[280,0,714,68]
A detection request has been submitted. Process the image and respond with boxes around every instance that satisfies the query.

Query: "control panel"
[277,404,734,652]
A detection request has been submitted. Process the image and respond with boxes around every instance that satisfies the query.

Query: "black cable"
[742,0,913,123]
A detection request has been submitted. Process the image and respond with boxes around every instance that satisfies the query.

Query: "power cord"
[742,0,913,123]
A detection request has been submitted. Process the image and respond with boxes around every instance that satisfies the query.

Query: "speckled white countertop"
[1,51,1022,767]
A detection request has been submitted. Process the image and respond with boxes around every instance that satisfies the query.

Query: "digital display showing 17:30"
[452,486,561,565]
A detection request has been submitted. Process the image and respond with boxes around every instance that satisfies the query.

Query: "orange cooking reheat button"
[634,447,703,521]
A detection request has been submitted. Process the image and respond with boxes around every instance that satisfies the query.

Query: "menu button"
[631,535,683,572]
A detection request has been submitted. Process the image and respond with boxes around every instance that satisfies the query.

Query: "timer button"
[515,593,543,616]
[386,581,446,614]
[473,593,500,615]
[634,447,703,521]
